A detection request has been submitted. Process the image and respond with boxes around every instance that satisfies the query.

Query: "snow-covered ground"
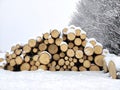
[0,70,120,90]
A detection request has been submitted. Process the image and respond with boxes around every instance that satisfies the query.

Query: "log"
[94,55,104,67]
[30,65,38,71]
[32,48,38,53]
[58,59,65,66]
[74,38,82,46]
[71,66,78,71]
[64,56,69,60]
[51,61,56,67]
[23,44,31,53]
[51,29,60,38]
[24,56,30,63]
[89,39,96,46]
[48,44,58,54]
[43,32,50,40]
[60,52,65,58]
[70,62,75,66]
[44,40,49,45]
[39,51,51,65]
[89,64,100,71]
[11,45,16,51]
[79,66,87,71]
[84,47,94,56]
[94,44,103,55]
[80,31,86,40]
[69,58,73,62]
[88,56,93,61]
[79,59,84,63]
[73,58,77,63]
[20,63,30,71]
[67,49,75,57]
[68,42,74,49]
[103,60,108,73]
[10,59,16,66]
[75,50,83,59]
[60,42,68,52]
[0,58,4,62]
[67,32,76,41]
[65,61,70,66]
[39,43,47,51]
[75,28,81,37]
[55,38,63,46]
[38,65,48,70]
[30,61,35,66]
[73,46,79,51]
[53,54,60,61]
[63,65,67,69]
[62,27,68,34]
[49,66,56,71]
[55,65,60,70]
[15,56,23,65]
[33,55,39,61]
[7,65,14,71]
[83,60,91,68]
[35,61,40,67]
[60,67,64,71]
[15,49,22,56]
[36,36,42,43]
[108,61,117,79]
[28,39,36,47]
[82,40,87,47]
[62,35,67,41]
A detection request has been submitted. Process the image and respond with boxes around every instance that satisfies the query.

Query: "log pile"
[4,25,104,71]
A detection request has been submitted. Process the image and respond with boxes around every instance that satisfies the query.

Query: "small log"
[103,60,108,73]
[39,43,47,51]
[63,65,67,69]
[108,61,117,79]
[35,61,40,67]
[39,51,51,65]
[88,56,93,61]
[23,44,31,53]
[73,46,79,51]
[83,60,91,68]
[51,29,60,38]
[68,42,74,49]
[60,67,64,71]
[67,49,75,57]
[94,55,104,67]
[83,55,87,60]
[73,58,77,63]
[15,49,22,55]
[89,64,100,71]
[75,28,81,37]
[32,48,38,53]
[33,55,39,61]
[80,31,86,40]
[55,65,60,70]
[30,61,35,66]
[55,38,63,46]
[51,61,56,67]
[58,59,65,66]
[24,56,30,63]
[75,50,83,59]
[30,65,38,71]
[48,37,54,44]
[71,66,78,71]
[79,59,84,63]
[38,65,48,70]
[70,62,75,66]
[79,66,87,71]
[62,35,67,41]
[20,63,30,71]
[49,66,56,71]
[11,45,16,51]
[67,32,76,41]
[84,47,94,56]
[7,65,14,71]
[44,40,49,45]
[28,39,36,47]
[60,52,65,58]
[89,39,96,46]
[82,40,87,47]
[48,44,58,54]
[94,44,103,55]
[64,56,69,60]
[60,42,68,52]
[43,32,50,39]
[65,60,70,66]
[0,58,4,62]
[10,59,16,66]
[53,54,60,61]
[74,38,82,46]
[36,36,42,43]
[62,27,68,34]
[15,56,23,65]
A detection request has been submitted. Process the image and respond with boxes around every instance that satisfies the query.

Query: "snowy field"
[0,70,120,90]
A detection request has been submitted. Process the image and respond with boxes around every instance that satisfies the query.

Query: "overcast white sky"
[0,0,78,51]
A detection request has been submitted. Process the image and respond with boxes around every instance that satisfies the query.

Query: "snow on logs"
[3,25,104,72]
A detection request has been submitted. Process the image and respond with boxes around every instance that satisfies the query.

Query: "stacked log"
[3,25,104,72]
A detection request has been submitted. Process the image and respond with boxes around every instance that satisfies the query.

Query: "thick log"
[39,43,47,51]
[55,38,63,46]
[58,59,65,66]
[94,55,104,67]
[43,32,50,40]
[15,49,22,56]
[83,60,91,68]
[74,38,82,46]
[84,47,94,56]
[39,51,51,65]
[94,44,103,55]
[48,44,58,54]
[44,40,49,45]
[67,32,76,41]
[67,49,75,57]
[10,59,16,66]
[51,29,60,39]
[28,39,36,47]
[75,50,83,59]
[89,64,100,71]
[15,56,23,65]
[20,63,30,71]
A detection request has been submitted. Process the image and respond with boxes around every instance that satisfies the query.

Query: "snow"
[85,42,94,48]
[0,70,120,90]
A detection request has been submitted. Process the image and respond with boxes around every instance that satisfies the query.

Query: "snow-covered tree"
[70,0,120,55]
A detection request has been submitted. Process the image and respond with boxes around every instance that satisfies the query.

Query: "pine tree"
[70,0,120,55]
